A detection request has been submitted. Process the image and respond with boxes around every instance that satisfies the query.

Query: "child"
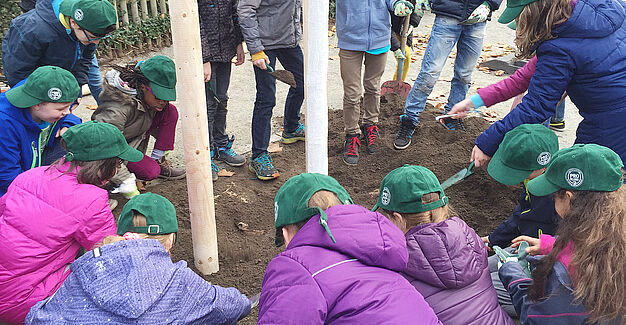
[394,0,502,148]
[337,0,414,165]
[238,0,306,180]
[0,66,81,196]
[449,0,626,168]
[92,55,185,198]
[198,0,247,181]
[26,193,252,324]
[373,165,514,324]
[390,0,422,82]
[0,120,143,324]
[259,173,441,324]
[499,144,625,324]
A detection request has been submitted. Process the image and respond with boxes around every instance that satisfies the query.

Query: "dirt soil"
[112,94,521,324]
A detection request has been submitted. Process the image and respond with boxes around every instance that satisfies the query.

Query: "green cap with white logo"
[372,165,448,214]
[5,66,79,108]
[117,192,178,235]
[527,144,624,196]
[60,0,117,36]
[488,124,559,185]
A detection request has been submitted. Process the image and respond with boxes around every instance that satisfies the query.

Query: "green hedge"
[97,15,171,56]
[330,0,336,18]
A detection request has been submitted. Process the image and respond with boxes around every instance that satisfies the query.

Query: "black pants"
[205,61,232,152]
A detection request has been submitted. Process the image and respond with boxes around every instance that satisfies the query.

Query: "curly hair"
[515,0,572,59]
[111,62,151,101]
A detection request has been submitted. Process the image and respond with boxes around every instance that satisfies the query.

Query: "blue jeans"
[251,45,304,159]
[543,99,566,126]
[88,55,103,104]
[404,16,486,124]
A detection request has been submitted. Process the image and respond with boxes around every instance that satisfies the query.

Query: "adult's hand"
[466,2,490,24]
[393,49,406,59]
[511,235,541,256]
[413,0,431,16]
[235,43,245,66]
[471,145,491,168]
[393,0,414,16]
[449,98,474,119]
[252,50,270,70]
[203,62,211,82]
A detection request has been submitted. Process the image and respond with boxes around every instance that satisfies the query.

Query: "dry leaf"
[331,26,336,32]
[495,70,505,76]
[136,180,149,191]
[237,222,265,234]
[85,104,98,110]
[217,169,234,177]
[267,142,283,153]
[368,188,380,197]
[435,102,445,110]
[329,55,340,61]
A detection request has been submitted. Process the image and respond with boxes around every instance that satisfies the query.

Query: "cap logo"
[565,168,584,187]
[274,201,279,222]
[74,9,84,21]
[537,152,551,166]
[48,88,62,101]
[381,187,391,206]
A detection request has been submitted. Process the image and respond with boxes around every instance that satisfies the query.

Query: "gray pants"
[489,252,518,318]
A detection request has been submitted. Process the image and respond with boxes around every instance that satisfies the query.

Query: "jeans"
[542,98,566,126]
[205,62,231,151]
[251,45,304,159]
[88,55,103,104]
[404,16,486,124]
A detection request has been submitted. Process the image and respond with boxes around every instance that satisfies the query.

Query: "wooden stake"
[139,0,152,49]
[149,0,162,47]
[168,0,219,274]
[119,0,129,26]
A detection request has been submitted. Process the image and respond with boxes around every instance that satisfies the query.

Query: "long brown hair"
[48,139,120,186]
[528,187,626,322]
[285,190,343,232]
[515,0,572,58]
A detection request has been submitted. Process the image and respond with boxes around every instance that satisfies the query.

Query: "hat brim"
[527,173,561,197]
[150,82,176,101]
[117,146,144,162]
[498,6,525,24]
[487,151,533,185]
[5,86,44,108]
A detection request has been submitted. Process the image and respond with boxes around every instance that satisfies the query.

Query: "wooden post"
[168,0,219,275]
[303,0,329,174]
[119,0,129,26]
[112,0,120,29]
[130,0,143,51]
[140,0,152,49]
[159,0,167,16]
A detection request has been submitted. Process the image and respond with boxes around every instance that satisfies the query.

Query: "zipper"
[31,141,38,169]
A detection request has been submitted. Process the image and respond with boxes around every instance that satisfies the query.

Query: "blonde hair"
[284,190,343,232]
[96,213,175,250]
[515,0,572,59]
[382,192,452,230]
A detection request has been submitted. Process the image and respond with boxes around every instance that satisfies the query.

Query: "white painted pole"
[168,0,219,275]
[303,0,329,175]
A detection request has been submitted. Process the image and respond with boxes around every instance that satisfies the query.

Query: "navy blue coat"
[0,79,81,196]
[488,183,561,248]
[430,0,501,21]
[476,0,626,165]
[1,0,96,87]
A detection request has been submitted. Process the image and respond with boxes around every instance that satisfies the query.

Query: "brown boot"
[157,157,186,180]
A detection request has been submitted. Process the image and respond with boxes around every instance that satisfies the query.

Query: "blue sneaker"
[210,151,220,181]
[249,153,279,180]
[281,123,305,144]
[217,136,246,167]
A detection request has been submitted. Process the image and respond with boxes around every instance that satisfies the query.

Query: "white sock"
[151,149,166,160]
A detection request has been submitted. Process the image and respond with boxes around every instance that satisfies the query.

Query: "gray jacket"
[237,0,302,55]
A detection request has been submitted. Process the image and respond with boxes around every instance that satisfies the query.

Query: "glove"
[393,0,414,16]
[393,48,406,59]
[251,50,268,62]
[494,242,531,277]
[414,0,431,17]
[404,24,414,38]
[111,173,140,199]
[467,2,490,24]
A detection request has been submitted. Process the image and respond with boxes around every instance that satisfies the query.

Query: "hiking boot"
[281,122,305,144]
[439,116,465,131]
[343,134,360,165]
[361,124,379,154]
[157,157,186,180]
[217,136,246,167]
[549,119,565,132]
[394,115,416,150]
[108,199,118,211]
[249,153,279,180]
[211,159,220,182]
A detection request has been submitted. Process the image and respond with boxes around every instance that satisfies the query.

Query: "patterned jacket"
[198,0,244,63]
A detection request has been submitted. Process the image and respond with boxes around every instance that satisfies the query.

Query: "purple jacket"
[403,217,514,325]
[258,204,441,324]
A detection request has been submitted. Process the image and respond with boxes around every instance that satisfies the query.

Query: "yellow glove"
[251,50,268,62]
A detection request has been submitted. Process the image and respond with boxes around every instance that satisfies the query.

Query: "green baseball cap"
[60,0,117,36]
[372,165,448,214]
[274,173,353,247]
[488,124,559,185]
[138,56,177,101]
[117,192,178,235]
[527,144,624,196]
[498,0,538,24]
[5,66,79,108]
[61,121,144,162]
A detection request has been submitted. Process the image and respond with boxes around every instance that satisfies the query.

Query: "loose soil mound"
[116,94,520,324]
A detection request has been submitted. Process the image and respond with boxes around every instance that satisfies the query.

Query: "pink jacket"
[477,56,537,107]
[0,163,116,324]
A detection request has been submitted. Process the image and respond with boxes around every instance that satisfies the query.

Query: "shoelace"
[365,125,379,146]
[346,137,360,156]
[397,117,414,138]
[256,154,274,170]
[211,160,220,172]
[220,148,237,157]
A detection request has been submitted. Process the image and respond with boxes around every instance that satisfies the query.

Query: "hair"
[96,213,175,250]
[284,190,343,233]
[381,192,453,230]
[47,139,120,186]
[111,62,151,101]
[515,0,572,59]
[527,187,626,322]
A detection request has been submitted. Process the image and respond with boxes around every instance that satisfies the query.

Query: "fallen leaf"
[495,70,505,76]
[136,180,149,191]
[368,188,380,197]
[267,142,283,153]
[435,102,445,110]
[237,222,265,234]
[85,104,98,110]
[329,55,340,61]
[217,169,234,177]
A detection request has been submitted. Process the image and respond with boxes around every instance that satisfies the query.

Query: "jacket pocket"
[370,6,391,40]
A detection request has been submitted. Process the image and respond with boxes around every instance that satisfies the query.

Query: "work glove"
[111,173,140,199]
[393,48,406,59]
[393,0,414,16]
[404,24,414,38]
[494,241,531,277]
[413,0,431,17]
[466,2,490,24]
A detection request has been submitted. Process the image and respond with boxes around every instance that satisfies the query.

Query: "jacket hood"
[553,0,625,38]
[69,239,178,319]
[35,0,68,36]
[404,217,488,289]
[0,81,42,133]
[99,82,144,112]
[287,204,409,272]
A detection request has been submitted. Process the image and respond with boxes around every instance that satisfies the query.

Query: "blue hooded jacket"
[476,0,626,165]
[335,0,396,51]
[1,0,97,87]
[0,79,81,196]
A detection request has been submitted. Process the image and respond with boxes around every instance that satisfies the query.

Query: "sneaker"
[108,199,118,211]
[549,119,565,132]
[157,157,186,180]
[281,122,305,144]
[343,134,360,165]
[249,153,279,180]
[361,124,379,154]
[394,115,416,150]
[211,156,220,182]
[439,116,465,131]
[217,136,246,166]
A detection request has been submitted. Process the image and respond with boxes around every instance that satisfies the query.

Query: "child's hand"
[449,98,474,118]
[203,62,211,82]
[511,236,541,256]
[393,49,406,59]
[394,0,414,16]
[56,127,68,138]
[471,145,491,168]
[414,0,431,17]
[235,43,245,66]
[467,2,490,24]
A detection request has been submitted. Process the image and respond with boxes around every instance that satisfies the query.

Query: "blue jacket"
[26,239,251,325]
[1,0,97,87]
[336,0,395,51]
[476,0,626,165]
[0,79,81,196]
[488,183,561,248]
[431,0,502,21]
